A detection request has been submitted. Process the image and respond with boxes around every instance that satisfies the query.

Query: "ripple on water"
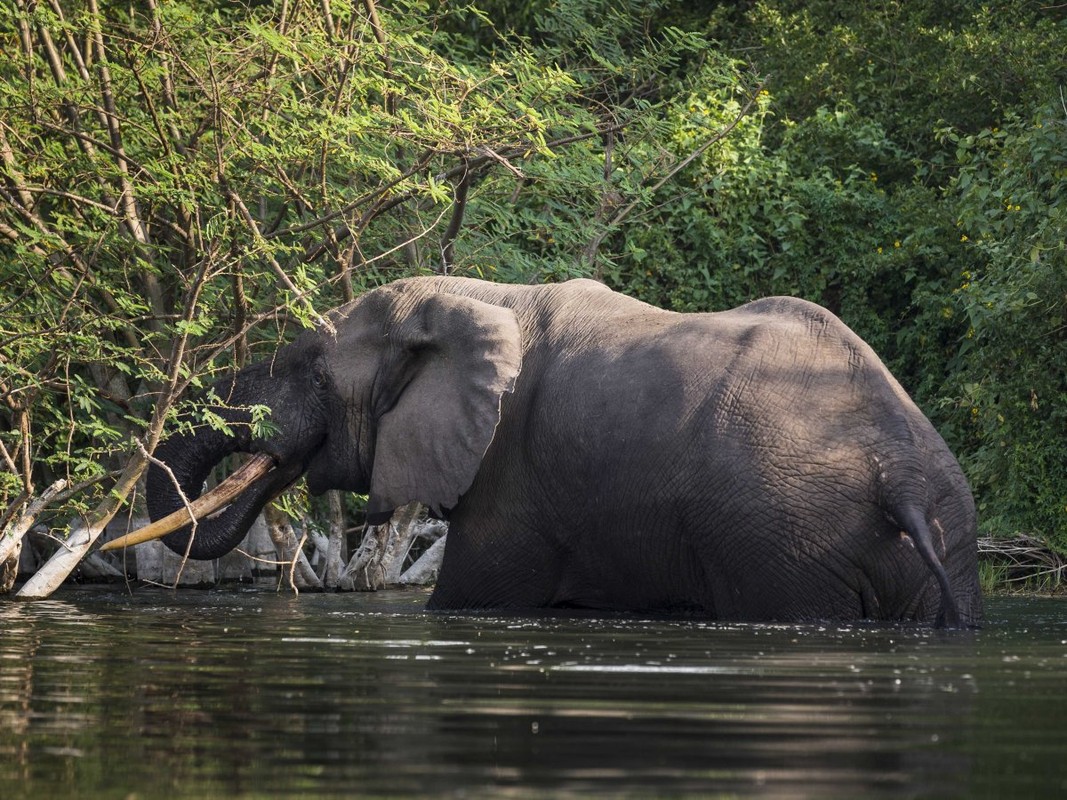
[1,589,1066,799]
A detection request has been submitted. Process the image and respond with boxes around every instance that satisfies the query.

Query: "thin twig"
[131,439,199,587]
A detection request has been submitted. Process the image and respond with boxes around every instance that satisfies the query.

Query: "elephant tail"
[896,505,963,629]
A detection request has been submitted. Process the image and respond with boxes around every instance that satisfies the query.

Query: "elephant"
[105,276,982,626]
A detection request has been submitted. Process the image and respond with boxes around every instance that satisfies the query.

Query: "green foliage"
[941,107,1067,547]
[730,1,1066,162]
[0,0,706,539]
[455,0,737,284]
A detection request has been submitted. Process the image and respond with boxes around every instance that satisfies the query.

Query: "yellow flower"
[869,172,878,183]
[893,240,901,248]
[960,235,969,242]
[877,246,883,254]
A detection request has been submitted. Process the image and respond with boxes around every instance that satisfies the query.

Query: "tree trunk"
[0,539,20,594]
[340,502,437,590]
[398,533,446,586]
[324,490,348,588]
[264,503,322,591]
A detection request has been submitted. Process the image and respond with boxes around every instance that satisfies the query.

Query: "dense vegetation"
[0,0,1063,592]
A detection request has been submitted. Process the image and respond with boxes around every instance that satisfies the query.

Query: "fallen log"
[1,480,67,594]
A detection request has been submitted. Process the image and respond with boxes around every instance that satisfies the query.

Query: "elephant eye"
[312,369,328,389]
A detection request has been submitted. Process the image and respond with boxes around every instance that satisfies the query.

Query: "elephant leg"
[691,532,870,623]
[425,521,562,610]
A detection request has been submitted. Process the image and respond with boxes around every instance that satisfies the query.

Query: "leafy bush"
[731,1,1066,161]
[940,107,1067,548]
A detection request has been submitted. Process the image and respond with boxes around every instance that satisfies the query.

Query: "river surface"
[1,588,1066,798]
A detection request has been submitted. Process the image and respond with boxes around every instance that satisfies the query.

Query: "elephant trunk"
[142,372,296,560]
[144,413,259,559]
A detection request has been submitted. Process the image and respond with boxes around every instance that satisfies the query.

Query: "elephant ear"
[366,291,523,523]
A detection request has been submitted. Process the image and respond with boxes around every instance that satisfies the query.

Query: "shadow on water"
[2,588,1066,798]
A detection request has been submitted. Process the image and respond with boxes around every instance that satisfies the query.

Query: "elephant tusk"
[100,452,276,552]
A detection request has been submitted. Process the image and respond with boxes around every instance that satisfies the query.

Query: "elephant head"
[107,282,522,559]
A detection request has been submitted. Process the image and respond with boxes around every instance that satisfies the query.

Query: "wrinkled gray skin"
[148,277,981,625]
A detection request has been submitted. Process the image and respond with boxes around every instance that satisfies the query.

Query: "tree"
[1,0,741,594]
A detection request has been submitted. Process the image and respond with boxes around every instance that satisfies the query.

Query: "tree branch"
[298,126,619,266]
[584,83,765,273]
[440,162,471,273]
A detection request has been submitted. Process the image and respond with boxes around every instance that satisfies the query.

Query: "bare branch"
[0,124,36,211]
[440,163,471,274]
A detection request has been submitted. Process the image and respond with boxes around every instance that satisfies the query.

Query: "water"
[2,589,1066,799]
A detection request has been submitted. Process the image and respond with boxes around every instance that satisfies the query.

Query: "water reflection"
[1,589,1066,798]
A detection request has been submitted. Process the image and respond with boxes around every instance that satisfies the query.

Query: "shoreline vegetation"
[9,546,1065,599]
[978,534,1066,595]
[7,508,1063,598]
[1,1,1064,598]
